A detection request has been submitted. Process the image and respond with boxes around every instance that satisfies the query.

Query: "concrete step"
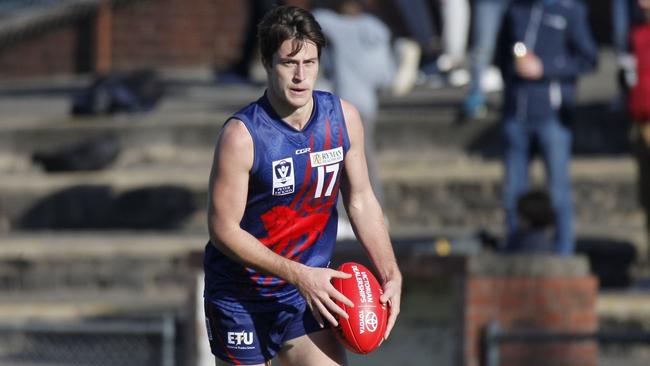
[0,85,628,160]
[0,54,630,162]
[382,154,642,233]
[0,232,205,295]
[0,155,643,250]
[0,288,190,322]
[0,89,473,157]
[1,231,648,328]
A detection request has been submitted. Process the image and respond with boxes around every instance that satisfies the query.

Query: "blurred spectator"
[437,0,471,87]
[392,0,439,68]
[505,190,555,253]
[391,0,470,86]
[216,1,283,84]
[612,0,642,109]
[462,0,512,120]
[498,0,597,256]
[612,0,638,56]
[314,0,419,203]
[627,0,650,261]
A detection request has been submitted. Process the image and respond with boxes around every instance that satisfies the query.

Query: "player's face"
[266,38,319,111]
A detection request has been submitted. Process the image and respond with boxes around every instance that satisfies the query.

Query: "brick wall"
[0,1,613,80]
[465,276,599,366]
[0,26,77,80]
[0,0,320,80]
[0,0,249,79]
[111,0,246,71]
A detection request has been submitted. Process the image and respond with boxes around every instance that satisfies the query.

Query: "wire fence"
[481,320,650,366]
[0,315,175,366]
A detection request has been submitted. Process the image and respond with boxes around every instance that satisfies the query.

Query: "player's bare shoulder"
[339,99,363,143]
[219,119,252,152]
[339,99,362,125]
[215,118,254,171]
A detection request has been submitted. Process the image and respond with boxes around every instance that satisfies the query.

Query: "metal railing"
[481,320,650,366]
[0,315,175,366]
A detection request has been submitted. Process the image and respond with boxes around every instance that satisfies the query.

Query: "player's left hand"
[379,273,402,340]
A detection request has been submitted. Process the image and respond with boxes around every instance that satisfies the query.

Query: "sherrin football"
[331,262,388,354]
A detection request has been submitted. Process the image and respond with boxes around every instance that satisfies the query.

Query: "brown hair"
[517,190,555,230]
[257,6,326,67]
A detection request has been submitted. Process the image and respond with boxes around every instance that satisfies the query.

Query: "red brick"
[0,27,76,79]
[464,275,598,366]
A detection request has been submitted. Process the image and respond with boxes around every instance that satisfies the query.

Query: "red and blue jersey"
[204,90,350,311]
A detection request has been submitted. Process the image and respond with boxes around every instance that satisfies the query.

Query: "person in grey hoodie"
[313,0,397,204]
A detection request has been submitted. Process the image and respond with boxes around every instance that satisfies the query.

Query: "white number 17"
[314,163,340,198]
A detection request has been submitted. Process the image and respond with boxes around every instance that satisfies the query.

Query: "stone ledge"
[335,241,591,278]
[0,232,206,260]
[598,292,650,326]
[467,254,591,277]
[0,288,189,322]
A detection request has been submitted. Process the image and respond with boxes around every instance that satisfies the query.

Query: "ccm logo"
[295,148,311,155]
[227,331,254,346]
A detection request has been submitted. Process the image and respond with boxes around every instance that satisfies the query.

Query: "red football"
[331,262,388,354]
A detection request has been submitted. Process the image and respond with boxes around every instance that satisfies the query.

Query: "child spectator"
[506,190,556,253]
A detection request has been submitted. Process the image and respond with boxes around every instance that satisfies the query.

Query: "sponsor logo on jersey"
[310,146,344,167]
[227,331,255,350]
[295,147,311,155]
[272,158,295,195]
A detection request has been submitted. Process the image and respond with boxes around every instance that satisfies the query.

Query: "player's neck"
[267,91,314,131]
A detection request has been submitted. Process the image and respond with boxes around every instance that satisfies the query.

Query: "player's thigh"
[214,357,270,366]
[277,329,347,366]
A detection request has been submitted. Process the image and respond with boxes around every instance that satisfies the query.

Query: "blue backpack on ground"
[71,69,164,115]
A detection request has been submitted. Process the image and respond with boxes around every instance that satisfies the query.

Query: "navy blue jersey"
[204,90,351,311]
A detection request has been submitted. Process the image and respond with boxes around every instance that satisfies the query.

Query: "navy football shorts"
[204,298,326,365]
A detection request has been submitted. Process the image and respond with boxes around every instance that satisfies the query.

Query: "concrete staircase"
[0,66,644,249]
[0,51,649,365]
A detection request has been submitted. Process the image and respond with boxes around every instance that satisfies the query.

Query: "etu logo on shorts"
[227,331,254,348]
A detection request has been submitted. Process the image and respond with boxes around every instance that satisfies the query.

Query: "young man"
[497,0,597,256]
[203,6,402,366]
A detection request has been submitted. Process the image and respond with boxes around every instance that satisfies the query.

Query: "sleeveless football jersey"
[204,90,351,311]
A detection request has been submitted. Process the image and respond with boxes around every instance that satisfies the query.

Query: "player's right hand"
[515,53,543,80]
[294,266,354,328]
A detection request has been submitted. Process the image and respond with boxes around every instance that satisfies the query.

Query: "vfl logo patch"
[272,158,295,196]
[309,146,344,168]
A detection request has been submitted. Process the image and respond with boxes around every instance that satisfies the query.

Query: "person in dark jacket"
[497,0,597,255]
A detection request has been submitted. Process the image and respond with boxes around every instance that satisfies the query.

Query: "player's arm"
[207,119,352,327]
[339,100,402,340]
